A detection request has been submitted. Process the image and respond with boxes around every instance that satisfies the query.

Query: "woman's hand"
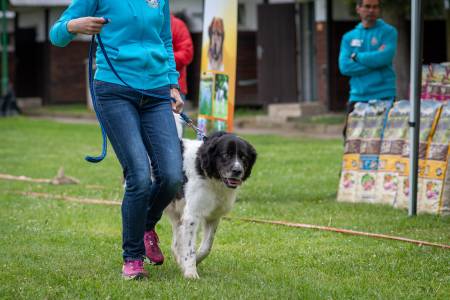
[171,88,184,114]
[67,17,107,35]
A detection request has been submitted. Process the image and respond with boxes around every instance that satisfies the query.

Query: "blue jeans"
[94,80,183,261]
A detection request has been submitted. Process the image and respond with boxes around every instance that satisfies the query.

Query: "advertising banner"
[197,0,238,135]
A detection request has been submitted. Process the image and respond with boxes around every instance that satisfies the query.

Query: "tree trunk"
[383,11,410,100]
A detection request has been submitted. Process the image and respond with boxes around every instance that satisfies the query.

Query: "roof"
[10,0,70,6]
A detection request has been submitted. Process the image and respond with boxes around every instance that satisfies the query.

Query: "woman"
[50,0,184,280]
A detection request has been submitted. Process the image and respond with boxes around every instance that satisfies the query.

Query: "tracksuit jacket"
[339,19,398,102]
[50,0,179,90]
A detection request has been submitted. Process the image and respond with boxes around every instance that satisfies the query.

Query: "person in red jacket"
[171,14,194,100]
[171,13,194,137]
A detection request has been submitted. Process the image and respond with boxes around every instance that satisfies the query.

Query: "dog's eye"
[222,153,231,159]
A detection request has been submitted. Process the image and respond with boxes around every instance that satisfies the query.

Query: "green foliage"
[0,117,449,299]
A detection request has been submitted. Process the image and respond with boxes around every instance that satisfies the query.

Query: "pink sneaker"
[144,230,164,265]
[122,260,148,280]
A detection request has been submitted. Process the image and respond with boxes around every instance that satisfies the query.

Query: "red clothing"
[171,15,194,95]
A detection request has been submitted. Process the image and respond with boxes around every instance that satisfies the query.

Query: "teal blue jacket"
[339,19,397,102]
[50,0,178,90]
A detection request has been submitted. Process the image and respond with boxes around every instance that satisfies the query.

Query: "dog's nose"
[231,165,243,177]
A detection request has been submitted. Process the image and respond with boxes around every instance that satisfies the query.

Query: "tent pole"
[408,0,423,217]
[1,0,8,96]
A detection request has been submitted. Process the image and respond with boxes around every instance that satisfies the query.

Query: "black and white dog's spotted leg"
[179,214,201,279]
[196,219,220,265]
[170,221,182,265]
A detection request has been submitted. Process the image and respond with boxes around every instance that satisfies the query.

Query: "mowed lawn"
[0,117,449,299]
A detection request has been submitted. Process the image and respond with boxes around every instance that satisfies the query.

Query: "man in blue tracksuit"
[339,0,397,138]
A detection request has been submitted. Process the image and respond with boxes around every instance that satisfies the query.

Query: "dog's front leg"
[196,219,219,265]
[171,221,182,265]
[179,214,200,279]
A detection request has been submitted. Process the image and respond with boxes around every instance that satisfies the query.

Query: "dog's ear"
[219,18,225,45]
[208,17,215,38]
[242,142,257,181]
[196,133,223,179]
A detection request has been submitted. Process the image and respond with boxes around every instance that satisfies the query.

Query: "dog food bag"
[356,100,391,203]
[442,63,450,84]
[396,101,442,209]
[338,102,367,203]
[430,64,446,83]
[442,85,450,102]
[375,100,410,205]
[421,65,431,99]
[438,62,450,101]
[419,103,450,214]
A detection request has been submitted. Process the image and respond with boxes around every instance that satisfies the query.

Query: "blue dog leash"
[86,33,107,163]
[86,18,205,163]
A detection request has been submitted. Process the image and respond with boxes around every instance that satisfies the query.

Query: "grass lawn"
[0,117,449,299]
[21,104,96,119]
[295,114,347,125]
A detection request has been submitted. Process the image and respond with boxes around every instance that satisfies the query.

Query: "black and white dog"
[165,132,257,279]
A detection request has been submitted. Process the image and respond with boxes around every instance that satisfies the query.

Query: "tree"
[344,0,446,99]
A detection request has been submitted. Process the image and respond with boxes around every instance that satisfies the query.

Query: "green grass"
[296,114,346,125]
[0,117,449,299]
[234,107,266,118]
[22,104,95,118]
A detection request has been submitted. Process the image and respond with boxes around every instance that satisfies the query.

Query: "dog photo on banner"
[197,0,238,137]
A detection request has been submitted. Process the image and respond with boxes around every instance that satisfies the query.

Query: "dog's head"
[208,17,225,61]
[196,132,257,189]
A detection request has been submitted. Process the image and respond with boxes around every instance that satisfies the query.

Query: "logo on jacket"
[350,39,362,47]
[371,37,379,46]
[146,0,159,8]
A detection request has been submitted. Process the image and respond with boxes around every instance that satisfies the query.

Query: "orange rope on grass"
[225,217,450,250]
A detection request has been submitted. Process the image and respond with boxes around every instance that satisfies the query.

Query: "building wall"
[48,41,89,104]
[315,21,328,108]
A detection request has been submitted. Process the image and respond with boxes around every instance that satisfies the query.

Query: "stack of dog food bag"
[395,101,442,210]
[418,103,450,214]
[338,99,450,215]
[356,100,391,203]
[375,100,410,206]
[421,62,450,101]
[337,103,366,203]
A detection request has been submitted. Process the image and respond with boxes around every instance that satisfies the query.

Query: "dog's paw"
[183,269,200,280]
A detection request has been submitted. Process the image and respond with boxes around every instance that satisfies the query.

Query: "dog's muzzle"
[222,177,242,189]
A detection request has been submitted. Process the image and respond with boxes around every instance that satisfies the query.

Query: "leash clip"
[179,112,207,141]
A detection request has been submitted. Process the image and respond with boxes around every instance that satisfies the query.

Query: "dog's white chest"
[185,179,236,219]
